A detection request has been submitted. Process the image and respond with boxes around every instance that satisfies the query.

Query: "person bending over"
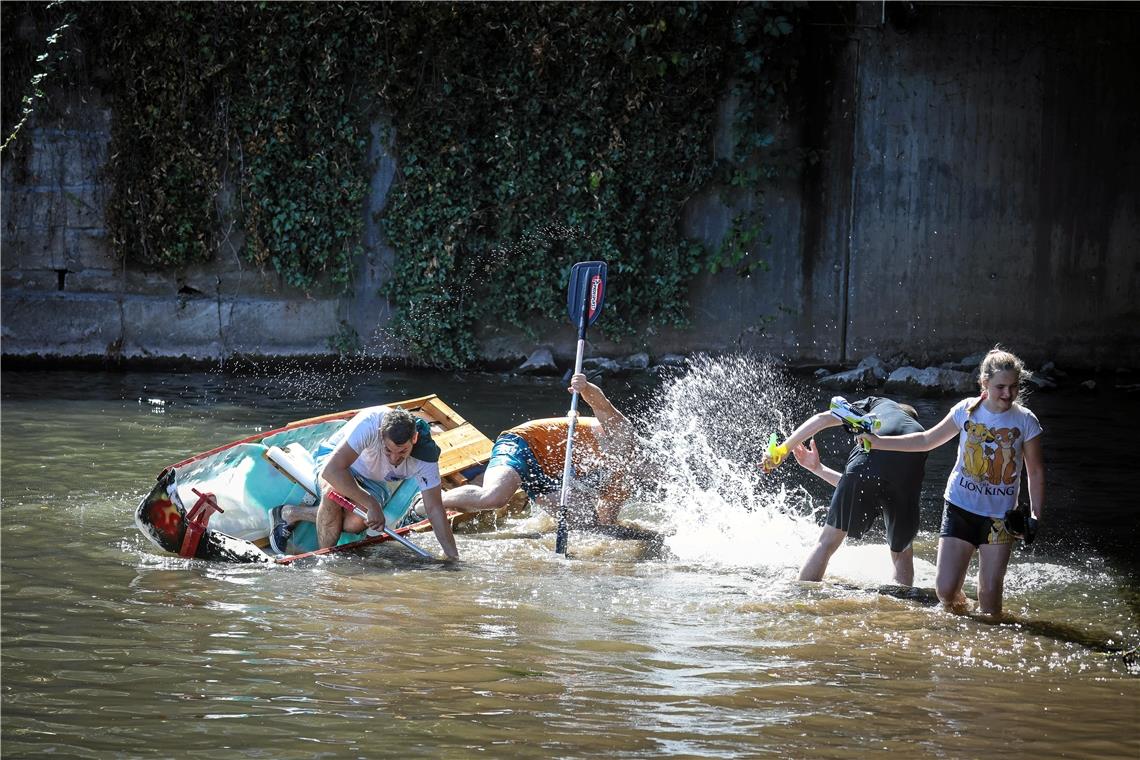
[441,373,636,529]
[269,406,458,560]
[762,397,927,586]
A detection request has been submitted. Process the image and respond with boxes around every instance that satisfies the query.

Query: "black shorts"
[939,502,1014,547]
[827,472,920,553]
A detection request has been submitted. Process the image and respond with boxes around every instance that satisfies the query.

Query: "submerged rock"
[582,356,621,376]
[514,346,558,375]
[883,366,975,396]
[817,365,881,391]
[856,355,890,383]
[618,352,650,372]
[657,353,688,368]
[1024,371,1057,390]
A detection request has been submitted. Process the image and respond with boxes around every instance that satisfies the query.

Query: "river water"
[2,358,1137,759]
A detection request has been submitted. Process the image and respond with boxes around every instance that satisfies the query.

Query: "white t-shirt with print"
[943,398,1042,517]
[331,406,441,490]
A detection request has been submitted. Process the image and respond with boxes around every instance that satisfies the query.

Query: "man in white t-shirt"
[269,407,458,559]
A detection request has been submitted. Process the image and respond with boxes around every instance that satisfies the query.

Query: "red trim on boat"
[272,519,429,565]
[167,410,361,469]
[179,489,224,558]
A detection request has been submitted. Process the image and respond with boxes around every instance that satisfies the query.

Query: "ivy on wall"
[2,2,800,366]
[378,3,799,364]
[0,1,76,154]
[96,3,377,286]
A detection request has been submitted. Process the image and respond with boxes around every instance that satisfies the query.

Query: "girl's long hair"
[967,345,1028,415]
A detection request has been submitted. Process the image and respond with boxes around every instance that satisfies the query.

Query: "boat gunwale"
[165,394,451,471]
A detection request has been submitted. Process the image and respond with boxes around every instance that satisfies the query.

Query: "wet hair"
[897,403,918,420]
[380,408,418,445]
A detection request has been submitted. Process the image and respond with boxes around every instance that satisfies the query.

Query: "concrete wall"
[0,89,377,363]
[651,2,1140,370]
[842,3,1140,367]
[3,3,1138,370]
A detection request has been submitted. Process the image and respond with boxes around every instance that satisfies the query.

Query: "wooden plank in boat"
[435,420,487,450]
[439,441,493,482]
[418,397,468,429]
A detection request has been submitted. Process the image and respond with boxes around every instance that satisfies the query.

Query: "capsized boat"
[135,394,519,564]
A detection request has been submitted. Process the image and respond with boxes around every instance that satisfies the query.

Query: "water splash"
[630,353,824,571]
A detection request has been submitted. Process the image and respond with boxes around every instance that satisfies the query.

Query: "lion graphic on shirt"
[987,427,1021,485]
[962,420,993,481]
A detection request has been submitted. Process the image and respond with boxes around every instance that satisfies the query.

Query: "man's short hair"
[898,403,918,420]
[380,408,418,445]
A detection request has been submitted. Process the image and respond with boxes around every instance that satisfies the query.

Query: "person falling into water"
[761,397,927,586]
[858,346,1044,617]
[441,373,643,535]
[268,406,460,560]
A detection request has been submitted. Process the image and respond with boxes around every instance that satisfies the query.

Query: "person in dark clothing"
[761,397,927,585]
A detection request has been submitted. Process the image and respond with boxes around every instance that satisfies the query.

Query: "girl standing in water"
[860,347,1045,616]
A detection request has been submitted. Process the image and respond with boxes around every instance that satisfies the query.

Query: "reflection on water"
[2,361,1138,759]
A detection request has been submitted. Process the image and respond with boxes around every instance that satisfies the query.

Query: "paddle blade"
[567,261,607,327]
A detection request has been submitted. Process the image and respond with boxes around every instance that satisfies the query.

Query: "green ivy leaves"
[82,2,797,365]
[378,3,798,366]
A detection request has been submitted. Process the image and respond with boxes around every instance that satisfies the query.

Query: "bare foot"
[944,593,971,615]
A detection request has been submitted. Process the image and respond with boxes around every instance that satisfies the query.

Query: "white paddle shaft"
[327,490,432,558]
[558,335,588,511]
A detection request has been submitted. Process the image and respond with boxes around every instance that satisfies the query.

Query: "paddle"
[327,490,433,559]
[556,260,608,555]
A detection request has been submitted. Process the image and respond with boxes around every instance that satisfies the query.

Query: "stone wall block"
[26,127,110,188]
[1,292,121,356]
[62,184,108,231]
[64,269,121,293]
[122,297,223,360]
[63,226,116,273]
[1,187,62,232]
[0,226,66,271]
[214,266,294,299]
[123,268,183,297]
[1,270,65,291]
[222,299,341,355]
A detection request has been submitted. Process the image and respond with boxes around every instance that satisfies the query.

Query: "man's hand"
[365,500,386,533]
[792,439,821,473]
[569,373,598,397]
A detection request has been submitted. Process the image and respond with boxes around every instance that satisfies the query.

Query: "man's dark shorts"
[488,433,560,500]
[827,471,920,552]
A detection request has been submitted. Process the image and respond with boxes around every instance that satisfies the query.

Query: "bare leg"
[936,536,975,614]
[280,504,318,524]
[440,466,521,513]
[315,481,370,549]
[890,544,915,586]
[799,525,847,582]
[595,500,620,526]
[976,542,1014,617]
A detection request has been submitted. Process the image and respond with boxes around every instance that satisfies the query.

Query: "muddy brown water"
[2,363,1136,758]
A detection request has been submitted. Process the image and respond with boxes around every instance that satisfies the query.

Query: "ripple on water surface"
[2,360,1138,759]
